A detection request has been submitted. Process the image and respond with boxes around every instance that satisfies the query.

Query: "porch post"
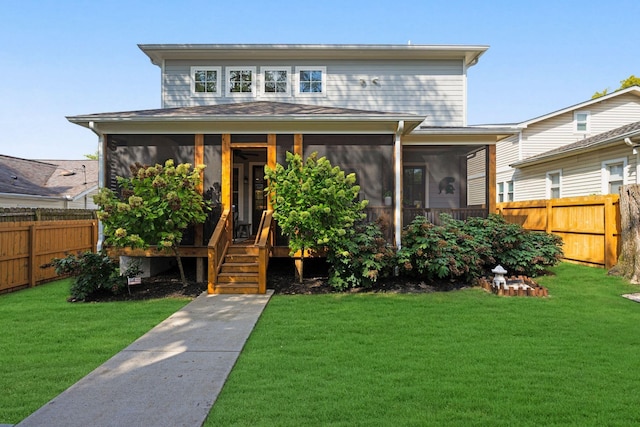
[394,121,404,248]
[486,144,497,214]
[294,134,303,157]
[221,133,232,215]
[194,134,204,281]
[267,134,277,210]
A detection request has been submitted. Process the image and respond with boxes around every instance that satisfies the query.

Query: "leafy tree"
[93,160,209,286]
[84,151,98,160]
[592,74,640,99]
[265,152,368,282]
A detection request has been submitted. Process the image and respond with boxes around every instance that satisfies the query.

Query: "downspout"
[88,121,104,251]
[394,120,404,249]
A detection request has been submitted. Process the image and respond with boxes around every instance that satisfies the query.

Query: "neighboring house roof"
[0,155,98,200]
[511,120,640,168]
[139,44,489,68]
[517,86,640,128]
[67,101,426,135]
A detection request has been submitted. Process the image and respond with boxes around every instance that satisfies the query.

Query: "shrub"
[51,251,141,301]
[327,220,396,290]
[397,215,489,283]
[398,214,563,283]
[461,215,563,277]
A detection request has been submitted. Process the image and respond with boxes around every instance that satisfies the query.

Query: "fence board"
[497,195,620,269]
[0,219,98,293]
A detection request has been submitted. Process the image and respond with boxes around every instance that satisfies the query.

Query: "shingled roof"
[0,155,98,199]
[512,120,640,167]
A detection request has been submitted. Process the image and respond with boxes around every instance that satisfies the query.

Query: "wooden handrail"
[207,209,232,294]
[255,210,274,294]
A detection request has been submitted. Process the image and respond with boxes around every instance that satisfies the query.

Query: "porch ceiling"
[66,101,424,135]
[403,126,517,145]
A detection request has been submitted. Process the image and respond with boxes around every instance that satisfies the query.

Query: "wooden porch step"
[220,262,259,274]
[227,245,259,256]
[224,254,258,263]
[213,282,260,294]
[217,272,259,283]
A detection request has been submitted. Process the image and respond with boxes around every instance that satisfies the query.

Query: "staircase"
[214,244,261,294]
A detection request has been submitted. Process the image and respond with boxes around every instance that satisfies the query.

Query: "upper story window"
[226,67,256,96]
[546,170,562,199]
[261,67,291,96]
[574,111,590,132]
[602,158,626,194]
[191,66,221,97]
[296,66,326,96]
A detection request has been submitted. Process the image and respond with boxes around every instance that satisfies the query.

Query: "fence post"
[604,195,617,269]
[545,199,553,234]
[29,223,37,287]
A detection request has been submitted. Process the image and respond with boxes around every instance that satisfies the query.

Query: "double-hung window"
[546,170,562,199]
[497,181,514,202]
[191,66,221,97]
[226,67,256,97]
[574,111,590,133]
[261,67,291,96]
[602,158,626,194]
[296,66,326,96]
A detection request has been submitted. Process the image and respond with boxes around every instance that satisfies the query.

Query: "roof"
[512,120,640,167]
[517,86,640,128]
[138,44,489,68]
[67,101,425,135]
[0,155,98,200]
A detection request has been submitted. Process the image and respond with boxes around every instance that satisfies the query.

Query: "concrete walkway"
[16,291,273,427]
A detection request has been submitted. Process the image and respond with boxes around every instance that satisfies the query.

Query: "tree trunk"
[609,184,640,283]
[173,246,188,287]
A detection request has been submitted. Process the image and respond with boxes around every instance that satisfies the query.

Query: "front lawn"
[0,279,191,424]
[206,263,640,426]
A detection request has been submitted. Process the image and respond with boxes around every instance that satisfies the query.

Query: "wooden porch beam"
[221,133,232,212]
[294,134,303,157]
[194,134,205,281]
[267,134,277,210]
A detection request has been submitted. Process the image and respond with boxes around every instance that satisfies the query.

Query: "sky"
[1,0,639,160]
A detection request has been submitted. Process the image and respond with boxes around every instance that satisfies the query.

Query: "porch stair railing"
[207,209,273,294]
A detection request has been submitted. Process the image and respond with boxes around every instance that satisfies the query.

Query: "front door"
[252,165,267,234]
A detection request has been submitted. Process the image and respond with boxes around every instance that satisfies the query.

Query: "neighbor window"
[602,158,626,194]
[546,170,562,199]
[497,181,513,202]
[261,67,290,96]
[191,66,221,96]
[296,66,326,96]
[226,67,256,96]
[574,111,590,132]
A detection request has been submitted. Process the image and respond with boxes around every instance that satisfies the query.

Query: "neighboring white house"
[0,155,98,209]
[495,86,640,201]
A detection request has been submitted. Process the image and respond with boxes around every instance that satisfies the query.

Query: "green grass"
[205,263,640,426]
[0,279,191,424]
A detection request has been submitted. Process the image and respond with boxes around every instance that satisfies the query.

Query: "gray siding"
[162,59,466,127]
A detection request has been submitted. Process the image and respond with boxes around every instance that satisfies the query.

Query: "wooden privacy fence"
[496,195,620,269]
[0,219,98,293]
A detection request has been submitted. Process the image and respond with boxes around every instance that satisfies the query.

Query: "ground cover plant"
[205,263,640,426]
[0,279,191,424]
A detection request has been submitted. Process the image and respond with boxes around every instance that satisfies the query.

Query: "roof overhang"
[138,44,489,68]
[67,102,424,135]
[512,129,640,168]
[403,126,517,145]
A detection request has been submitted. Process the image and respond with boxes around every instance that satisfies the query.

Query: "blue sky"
[1,0,639,159]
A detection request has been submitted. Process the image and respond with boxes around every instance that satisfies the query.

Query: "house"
[0,155,98,209]
[66,44,513,293]
[495,87,640,201]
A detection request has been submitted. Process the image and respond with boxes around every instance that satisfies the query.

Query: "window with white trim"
[226,67,256,96]
[574,111,590,132]
[261,67,291,96]
[191,66,221,96]
[546,170,562,199]
[295,66,326,96]
[497,181,514,203]
[602,158,626,194]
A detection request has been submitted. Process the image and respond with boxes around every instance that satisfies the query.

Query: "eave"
[404,126,517,145]
[138,43,489,67]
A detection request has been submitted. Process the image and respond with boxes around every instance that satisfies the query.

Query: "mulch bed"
[82,257,473,302]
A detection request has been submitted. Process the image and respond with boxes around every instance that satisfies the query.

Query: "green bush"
[461,215,564,277]
[397,215,489,283]
[327,220,395,290]
[51,251,141,301]
[397,214,563,283]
